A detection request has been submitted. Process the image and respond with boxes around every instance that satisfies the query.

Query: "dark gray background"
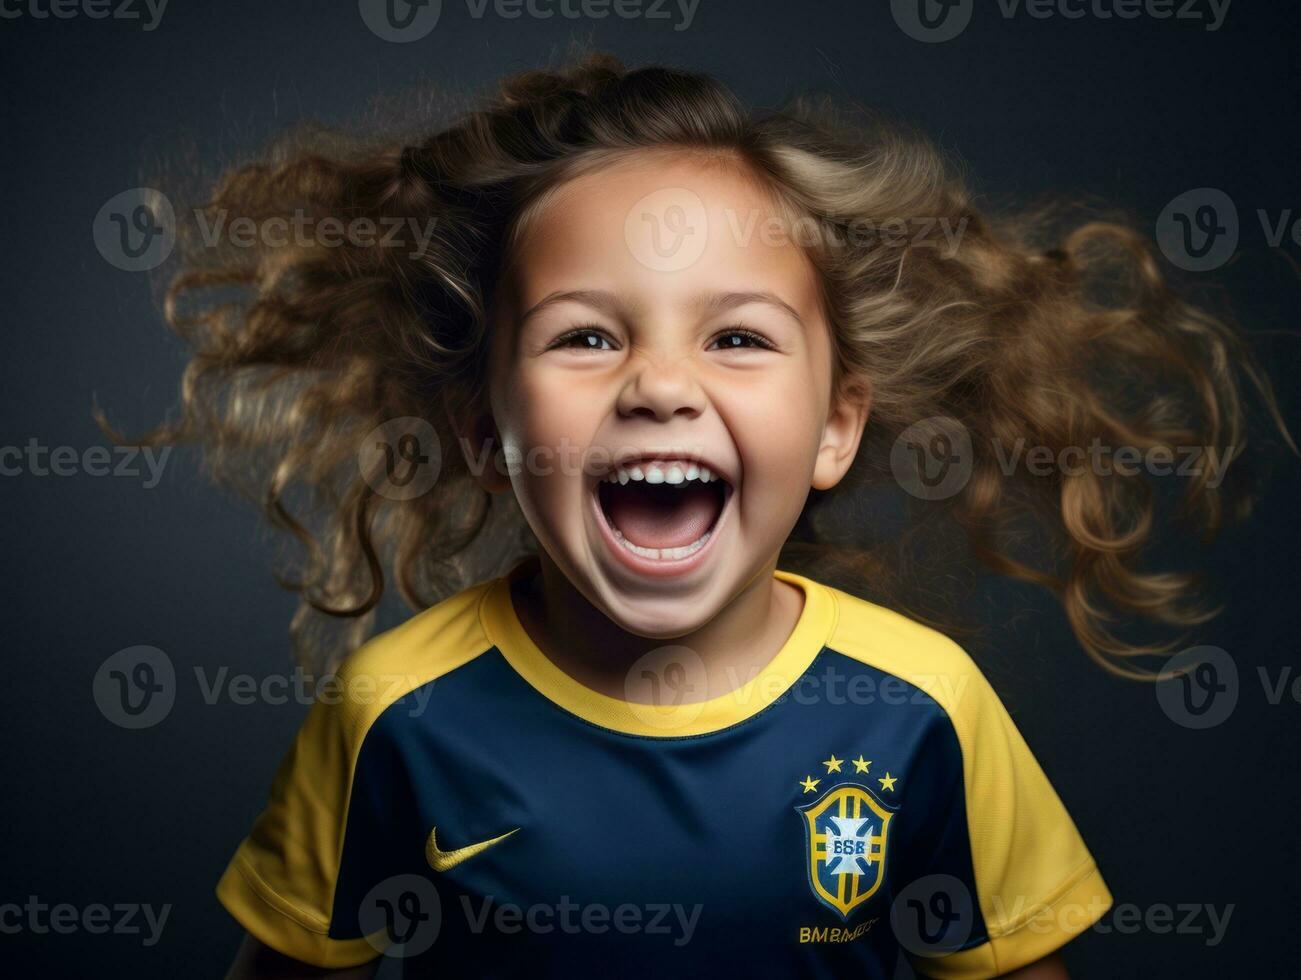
[2,1,1299,976]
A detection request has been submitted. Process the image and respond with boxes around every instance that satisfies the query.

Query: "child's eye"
[709,326,776,351]
[551,327,616,352]
[549,325,776,353]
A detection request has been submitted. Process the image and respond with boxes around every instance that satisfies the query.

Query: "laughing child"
[134,52,1289,978]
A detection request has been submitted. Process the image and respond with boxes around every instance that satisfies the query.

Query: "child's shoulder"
[816,576,978,674]
[342,574,497,681]
[321,574,500,740]
[810,575,998,724]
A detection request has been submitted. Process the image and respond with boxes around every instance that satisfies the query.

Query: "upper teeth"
[602,461,721,486]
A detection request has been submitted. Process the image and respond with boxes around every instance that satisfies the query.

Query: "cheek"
[501,368,594,443]
[528,385,604,451]
[497,370,606,501]
[722,376,824,472]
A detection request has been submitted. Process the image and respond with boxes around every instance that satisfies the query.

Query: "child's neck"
[510,553,805,704]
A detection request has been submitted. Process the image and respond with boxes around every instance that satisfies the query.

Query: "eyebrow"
[518,289,806,328]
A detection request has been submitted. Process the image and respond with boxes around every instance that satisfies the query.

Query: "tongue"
[604,482,722,549]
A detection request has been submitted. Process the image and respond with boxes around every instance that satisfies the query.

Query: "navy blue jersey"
[218,554,1111,976]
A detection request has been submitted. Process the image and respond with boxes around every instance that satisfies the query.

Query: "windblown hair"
[115,50,1293,677]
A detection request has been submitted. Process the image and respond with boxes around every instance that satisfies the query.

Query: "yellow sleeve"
[215,672,386,968]
[910,658,1113,978]
[215,585,493,967]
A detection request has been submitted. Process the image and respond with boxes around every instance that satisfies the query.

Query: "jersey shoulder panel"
[331,574,499,745]
[822,583,980,723]
[215,574,499,968]
[822,585,1112,977]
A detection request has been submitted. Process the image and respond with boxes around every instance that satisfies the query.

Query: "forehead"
[503,150,823,316]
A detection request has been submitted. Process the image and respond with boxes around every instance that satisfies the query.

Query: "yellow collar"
[479,554,838,737]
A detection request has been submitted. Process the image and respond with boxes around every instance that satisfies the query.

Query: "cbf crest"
[795,754,899,920]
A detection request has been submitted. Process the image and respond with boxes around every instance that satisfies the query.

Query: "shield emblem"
[797,782,895,920]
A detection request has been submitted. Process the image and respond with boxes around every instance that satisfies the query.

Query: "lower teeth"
[610,526,712,561]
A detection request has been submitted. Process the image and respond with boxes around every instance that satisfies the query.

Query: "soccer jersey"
[217,553,1112,977]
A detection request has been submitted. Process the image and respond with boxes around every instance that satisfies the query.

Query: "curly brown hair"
[108,49,1294,677]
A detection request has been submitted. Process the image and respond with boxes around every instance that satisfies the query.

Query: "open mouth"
[593,460,733,563]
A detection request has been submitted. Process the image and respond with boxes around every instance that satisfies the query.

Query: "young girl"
[140,52,1287,978]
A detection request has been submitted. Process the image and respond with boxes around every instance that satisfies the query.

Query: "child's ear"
[811,378,871,492]
[443,387,512,495]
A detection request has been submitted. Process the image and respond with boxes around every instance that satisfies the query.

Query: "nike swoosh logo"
[426,825,519,872]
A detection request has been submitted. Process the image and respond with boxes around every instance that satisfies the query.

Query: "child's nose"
[614,353,707,423]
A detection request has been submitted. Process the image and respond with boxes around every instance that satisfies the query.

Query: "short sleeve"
[906,660,1113,978]
[215,673,389,968]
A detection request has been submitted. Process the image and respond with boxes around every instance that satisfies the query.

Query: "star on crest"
[822,754,843,774]
[852,755,871,773]
[800,775,821,794]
